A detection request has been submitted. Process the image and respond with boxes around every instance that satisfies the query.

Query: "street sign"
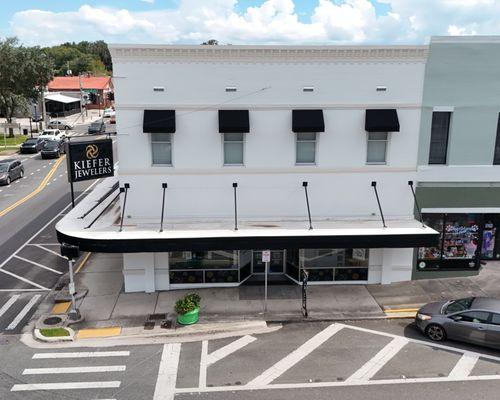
[66,139,114,183]
[262,250,271,263]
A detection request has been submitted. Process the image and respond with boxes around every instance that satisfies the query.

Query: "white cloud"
[8,0,500,46]
[141,0,155,3]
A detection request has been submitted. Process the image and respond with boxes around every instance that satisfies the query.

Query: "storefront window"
[443,215,479,259]
[482,215,500,259]
[302,249,369,282]
[285,249,300,281]
[418,214,444,260]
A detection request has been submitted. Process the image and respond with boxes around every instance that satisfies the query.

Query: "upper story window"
[366,132,388,164]
[151,132,172,165]
[494,113,500,165]
[296,132,317,164]
[429,112,451,165]
[223,132,244,165]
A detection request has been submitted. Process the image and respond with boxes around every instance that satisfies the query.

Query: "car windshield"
[24,139,37,144]
[0,164,8,172]
[44,141,59,149]
[41,131,54,136]
[90,122,101,128]
[444,297,475,314]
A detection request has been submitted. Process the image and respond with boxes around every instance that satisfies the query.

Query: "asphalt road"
[0,319,500,399]
[0,119,116,333]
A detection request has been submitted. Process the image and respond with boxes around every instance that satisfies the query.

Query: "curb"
[34,327,75,343]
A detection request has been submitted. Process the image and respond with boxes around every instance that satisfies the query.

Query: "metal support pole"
[302,181,313,230]
[67,259,80,321]
[233,182,238,231]
[408,181,425,227]
[264,261,268,312]
[371,181,387,228]
[302,269,309,317]
[119,183,130,232]
[67,136,75,208]
[160,183,167,232]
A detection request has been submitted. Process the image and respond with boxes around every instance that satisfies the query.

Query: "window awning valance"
[292,110,325,133]
[365,109,400,132]
[143,110,176,133]
[218,110,250,133]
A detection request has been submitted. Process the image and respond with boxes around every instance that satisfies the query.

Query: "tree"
[201,39,219,45]
[0,38,53,134]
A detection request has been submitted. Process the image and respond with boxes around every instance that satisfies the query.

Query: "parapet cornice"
[109,44,429,64]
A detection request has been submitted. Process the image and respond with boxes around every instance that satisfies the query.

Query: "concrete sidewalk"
[62,254,500,332]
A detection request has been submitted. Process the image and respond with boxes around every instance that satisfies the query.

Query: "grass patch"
[0,135,27,147]
[39,327,70,337]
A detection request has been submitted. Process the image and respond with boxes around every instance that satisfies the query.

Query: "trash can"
[23,128,28,135]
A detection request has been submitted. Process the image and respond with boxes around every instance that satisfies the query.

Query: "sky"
[1,0,500,46]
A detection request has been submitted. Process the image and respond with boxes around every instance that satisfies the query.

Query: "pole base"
[68,309,81,322]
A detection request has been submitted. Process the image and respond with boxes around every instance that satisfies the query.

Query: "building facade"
[415,37,500,279]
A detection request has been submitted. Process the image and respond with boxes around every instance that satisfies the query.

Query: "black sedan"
[0,159,24,185]
[41,140,66,159]
[88,120,106,135]
[20,137,47,154]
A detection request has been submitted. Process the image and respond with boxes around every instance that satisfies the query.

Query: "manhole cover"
[144,321,155,330]
[148,313,167,321]
[43,316,63,325]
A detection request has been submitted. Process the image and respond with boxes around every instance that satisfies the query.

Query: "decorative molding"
[109,45,428,64]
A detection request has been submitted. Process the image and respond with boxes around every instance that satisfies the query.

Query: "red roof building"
[48,76,112,91]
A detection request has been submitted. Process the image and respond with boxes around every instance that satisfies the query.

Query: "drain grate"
[43,316,63,326]
[144,321,155,330]
[148,313,167,321]
[160,320,172,329]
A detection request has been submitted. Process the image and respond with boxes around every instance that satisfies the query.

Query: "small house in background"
[47,76,114,111]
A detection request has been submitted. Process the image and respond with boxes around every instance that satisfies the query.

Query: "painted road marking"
[14,255,62,275]
[0,156,65,218]
[199,340,208,389]
[11,381,121,391]
[32,244,66,259]
[52,301,71,314]
[76,326,121,339]
[206,335,257,366]
[0,294,20,318]
[448,352,479,379]
[33,351,130,359]
[0,269,49,290]
[247,323,344,387]
[6,295,41,330]
[23,365,126,375]
[346,336,409,382]
[154,343,181,400]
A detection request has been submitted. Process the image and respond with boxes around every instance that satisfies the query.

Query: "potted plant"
[175,293,201,325]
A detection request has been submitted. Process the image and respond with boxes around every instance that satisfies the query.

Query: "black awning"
[143,110,176,133]
[292,110,325,133]
[218,110,250,133]
[365,109,400,132]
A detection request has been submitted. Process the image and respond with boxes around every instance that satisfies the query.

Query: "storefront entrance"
[251,250,285,274]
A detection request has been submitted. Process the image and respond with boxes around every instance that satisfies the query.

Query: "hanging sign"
[66,139,114,183]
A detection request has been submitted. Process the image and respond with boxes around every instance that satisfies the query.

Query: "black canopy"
[292,110,325,133]
[218,110,250,133]
[365,109,400,132]
[143,110,176,133]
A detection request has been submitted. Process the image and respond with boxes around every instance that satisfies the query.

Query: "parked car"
[47,120,73,130]
[416,297,500,349]
[39,129,65,141]
[103,108,115,118]
[0,159,24,185]
[20,137,47,153]
[41,139,66,159]
[31,113,43,122]
[88,120,106,134]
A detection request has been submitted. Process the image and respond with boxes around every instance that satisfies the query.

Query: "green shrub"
[174,293,201,315]
[39,327,70,337]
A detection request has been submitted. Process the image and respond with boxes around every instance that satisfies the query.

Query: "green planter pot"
[177,308,199,325]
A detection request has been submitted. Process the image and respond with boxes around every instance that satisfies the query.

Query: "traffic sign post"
[262,250,271,312]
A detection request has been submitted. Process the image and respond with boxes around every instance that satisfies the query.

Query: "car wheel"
[426,324,446,342]
[65,125,70,130]
[20,170,24,178]
[6,177,11,185]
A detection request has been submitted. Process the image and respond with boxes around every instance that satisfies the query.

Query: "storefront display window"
[443,215,479,259]
[302,249,369,282]
[482,215,500,260]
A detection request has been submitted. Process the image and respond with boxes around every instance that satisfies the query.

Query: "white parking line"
[33,351,130,359]
[11,381,121,391]
[6,295,41,330]
[0,269,48,290]
[247,323,344,387]
[23,365,126,375]
[0,294,20,318]
[33,244,66,259]
[448,352,479,379]
[14,255,62,275]
[154,343,181,400]
[207,335,256,366]
[346,336,408,382]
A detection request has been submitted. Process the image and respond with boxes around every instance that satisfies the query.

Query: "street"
[0,319,500,399]
[0,119,115,333]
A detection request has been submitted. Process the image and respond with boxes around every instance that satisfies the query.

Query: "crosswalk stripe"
[346,336,408,382]
[6,295,41,330]
[33,351,130,359]
[207,335,257,366]
[0,269,49,290]
[153,343,181,400]
[0,295,20,318]
[14,255,63,275]
[247,323,344,387]
[448,352,479,379]
[11,381,121,391]
[23,365,126,375]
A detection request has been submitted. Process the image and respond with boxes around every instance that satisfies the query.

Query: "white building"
[57,44,438,293]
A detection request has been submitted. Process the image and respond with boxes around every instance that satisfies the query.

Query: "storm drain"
[43,316,63,326]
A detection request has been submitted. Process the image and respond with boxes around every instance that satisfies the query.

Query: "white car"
[103,108,116,118]
[39,129,66,141]
[47,120,74,130]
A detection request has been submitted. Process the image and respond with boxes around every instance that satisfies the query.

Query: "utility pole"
[79,73,85,123]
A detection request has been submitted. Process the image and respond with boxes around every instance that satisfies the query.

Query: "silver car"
[416,297,500,349]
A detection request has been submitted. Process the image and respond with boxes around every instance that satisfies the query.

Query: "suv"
[0,159,24,185]
[41,139,66,159]
[88,120,106,135]
[20,137,47,153]
[39,129,66,141]
[47,120,73,130]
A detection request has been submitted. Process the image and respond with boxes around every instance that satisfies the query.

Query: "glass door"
[252,250,285,274]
